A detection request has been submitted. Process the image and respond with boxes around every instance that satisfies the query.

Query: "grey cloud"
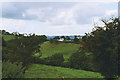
[118,1,120,18]
[2,2,76,20]
[2,2,117,25]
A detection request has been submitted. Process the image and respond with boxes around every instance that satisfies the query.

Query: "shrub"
[31,56,41,64]
[31,53,64,66]
[49,53,64,66]
[73,36,79,43]
[69,51,88,69]
[61,61,70,68]
[2,61,25,78]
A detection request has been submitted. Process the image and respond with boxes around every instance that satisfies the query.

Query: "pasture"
[40,41,81,60]
[25,64,104,78]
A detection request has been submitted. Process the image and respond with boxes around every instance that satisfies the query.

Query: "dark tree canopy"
[74,35,79,43]
[69,51,87,69]
[82,18,119,78]
[66,36,70,40]
[2,34,47,66]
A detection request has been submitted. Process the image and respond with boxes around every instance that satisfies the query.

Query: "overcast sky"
[0,2,118,36]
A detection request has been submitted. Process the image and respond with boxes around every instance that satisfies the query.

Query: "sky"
[0,2,118,36]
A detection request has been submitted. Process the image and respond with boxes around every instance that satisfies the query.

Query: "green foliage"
[82,18,119,78]
[69,51,88,70]
[2,35,15,41]
[31,53,64,66]
[0,30,10,35]
[49,38,56,43]
[73,35,79,43]
[61,36,66,40]
[2,34,46,67]
[31,56,41,64]
[48,53,64,66]
[53,36,60,40]
[1,37,6,47]
[2,61,25,78]
[66,36,70,40]
[61,61,70,68]
[50,36,60,43]
[1,37,6,60]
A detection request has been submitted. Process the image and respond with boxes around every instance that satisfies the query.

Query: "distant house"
[77,36,82,39]
[58,38,64,41]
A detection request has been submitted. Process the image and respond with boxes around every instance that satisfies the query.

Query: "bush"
[31,56,41,64]
[48,53,64,66]
[31,53,64,66]
[61,61,70,68]
[69,51,88,69]
[2,61,25,78]
[73,36,79,43]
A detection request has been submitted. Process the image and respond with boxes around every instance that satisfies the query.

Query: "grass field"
[40,41,81,60]
[25,64,104,78]
[2,35,15,41]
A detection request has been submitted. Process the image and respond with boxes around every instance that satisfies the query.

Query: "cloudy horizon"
[0,2,118,36]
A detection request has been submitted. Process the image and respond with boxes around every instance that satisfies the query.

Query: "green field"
[40,41,81,60]
[25,64,104,78]
[2,35,15,41]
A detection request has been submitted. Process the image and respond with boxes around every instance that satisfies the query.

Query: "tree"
[12,32,20,36]
[2,61,25,78]
[50,36,60,43]
[66,36,70,40]
[1,37,6,60]
[49,38,54,43]
[61,36,66,40]
[2,37,6,47]
[54,36,60,40]
[2,34,45,67]
[69,51,88,69]
[1,30,6,35]
[49,53,64,66]
[82,18,119,78]
[74,35,79,43]
[0,30,10,35]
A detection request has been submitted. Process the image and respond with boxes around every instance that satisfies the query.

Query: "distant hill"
[47,35,84,40]
[2,34,84,41]
[40,41,81,60]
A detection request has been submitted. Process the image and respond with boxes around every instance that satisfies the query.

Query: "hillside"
[2,35,15,41]
[40,41,81,60]
[2,35,81,60]
[25,64,104,78]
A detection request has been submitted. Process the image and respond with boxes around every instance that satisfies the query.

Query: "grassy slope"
[2,35,15,41]
[40,41,81,59]
[25,64,103,78]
